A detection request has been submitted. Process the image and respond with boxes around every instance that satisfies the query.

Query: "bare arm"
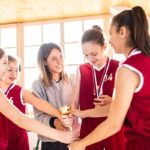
[69,66,140,150]
[0,92,77,144]
[23,89,61,118]
[71,68,80,110]
[72,104,109,118]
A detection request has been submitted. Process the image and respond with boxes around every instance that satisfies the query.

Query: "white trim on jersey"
[120,64,144,93]
[128,49,141,58]
[5,83,16,96]
[20,88,26,106]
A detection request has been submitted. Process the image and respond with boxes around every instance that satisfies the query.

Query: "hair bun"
[92,25,103,32]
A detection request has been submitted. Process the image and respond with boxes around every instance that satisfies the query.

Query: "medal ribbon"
[92,57,110,97]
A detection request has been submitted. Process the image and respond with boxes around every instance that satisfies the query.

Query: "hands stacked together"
[56,95,112,150]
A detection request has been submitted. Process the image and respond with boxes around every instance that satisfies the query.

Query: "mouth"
[9,77,16,81]
[91,60,97,65]
[56,65,63,69]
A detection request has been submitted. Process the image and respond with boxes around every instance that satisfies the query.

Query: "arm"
[0,92,76,144]
[32,80,54,126]
[23,89,61,118]
[71,68,80,110]
[72,104,110,118]
[69,66,140,150]
[32,80,65,131]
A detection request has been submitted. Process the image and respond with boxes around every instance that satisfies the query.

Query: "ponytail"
[112,6,150,56]
[131,6,150,55]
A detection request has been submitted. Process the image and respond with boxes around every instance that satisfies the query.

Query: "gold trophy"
[59,105,72,131]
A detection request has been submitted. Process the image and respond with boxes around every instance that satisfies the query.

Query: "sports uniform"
[79,58,125,150]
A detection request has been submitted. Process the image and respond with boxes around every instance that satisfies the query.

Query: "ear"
[119,26,128,39]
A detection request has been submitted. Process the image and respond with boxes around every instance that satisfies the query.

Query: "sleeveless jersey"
[79,59,125,150]
[122,51,150,148]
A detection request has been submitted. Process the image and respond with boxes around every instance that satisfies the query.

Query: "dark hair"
[37,43,67,87]
[112,6,150,55]
[92,25,103,32]
[81,25,105,46]
[0,48,5,59]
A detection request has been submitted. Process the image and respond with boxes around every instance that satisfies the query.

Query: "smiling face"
[0,54,8,80]
[46,48,64,75]
[3,60,20,85]
[82,41,106,67]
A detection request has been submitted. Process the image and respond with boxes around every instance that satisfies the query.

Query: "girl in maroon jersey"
[0,48,77,150]
[71,25,125,150]
[69,6,150,150]
[0,55,67,150]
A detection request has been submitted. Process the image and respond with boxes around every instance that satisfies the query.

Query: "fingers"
[59,115,73,128]
[93,95,112,106]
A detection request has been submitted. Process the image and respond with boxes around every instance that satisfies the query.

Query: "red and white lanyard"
[92,57,110,98]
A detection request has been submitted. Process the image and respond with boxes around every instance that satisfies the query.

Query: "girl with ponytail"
[69,6,150,150]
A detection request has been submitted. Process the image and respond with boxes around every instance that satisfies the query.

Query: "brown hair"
[8,55,21,72]
[0,48,5,59]
[37,43,67,87]
[112,6,150,55]
[81,25,105,46]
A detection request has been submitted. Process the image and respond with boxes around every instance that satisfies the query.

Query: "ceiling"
[0,0,149,24]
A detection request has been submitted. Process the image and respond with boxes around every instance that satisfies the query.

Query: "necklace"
[92,57,110,98]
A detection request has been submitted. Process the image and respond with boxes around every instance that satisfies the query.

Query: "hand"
[94,95,112,106]
[58,131,79,144]
[68,141,85,150]
[59,114,73,129]
[54,118,67,131]
[71,109,83,118]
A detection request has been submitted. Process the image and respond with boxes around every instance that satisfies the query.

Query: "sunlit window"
[4,48,17,57]
[84,19,103,31]
[24,46,39,67]
[64,43,84,65]
[113,53,126,62]
[1,27,17,47]
[64,21,82,42]
[24,68,40,89]
[24,25,42,46]
[43,23,60,43]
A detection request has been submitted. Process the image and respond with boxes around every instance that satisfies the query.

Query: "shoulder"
[108,59,119,73]
[7,84,22,92]
[79,63,91,71]
[32,79,43,87]
[110,59,119,67]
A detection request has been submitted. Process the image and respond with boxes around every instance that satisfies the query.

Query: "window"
[24,25,42,46]
[0,27,17,57]
[43,23,60,43]
[84,19,103,31]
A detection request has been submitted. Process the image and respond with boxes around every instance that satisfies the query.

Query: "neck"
[123,46,136,58]
[52,73,60,81]
[95,56,107,69]
[0,81,10,91]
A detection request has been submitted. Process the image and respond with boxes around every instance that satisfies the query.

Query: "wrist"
[49,117,57,128]
[78,140,86,149]
[81,110,87,118]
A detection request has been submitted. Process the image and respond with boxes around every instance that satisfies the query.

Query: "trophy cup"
[59,105,72,131]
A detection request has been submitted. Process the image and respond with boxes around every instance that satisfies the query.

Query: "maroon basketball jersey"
[122,51,150,139]
[79,59,125,150]
[0,92,9,149]
[4,84,26,138]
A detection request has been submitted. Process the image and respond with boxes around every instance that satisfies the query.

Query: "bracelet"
[49,117,57,128]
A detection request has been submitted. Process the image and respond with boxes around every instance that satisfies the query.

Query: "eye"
[92,53,97,56]
[84,54,88,57]
[7,69,12,72]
